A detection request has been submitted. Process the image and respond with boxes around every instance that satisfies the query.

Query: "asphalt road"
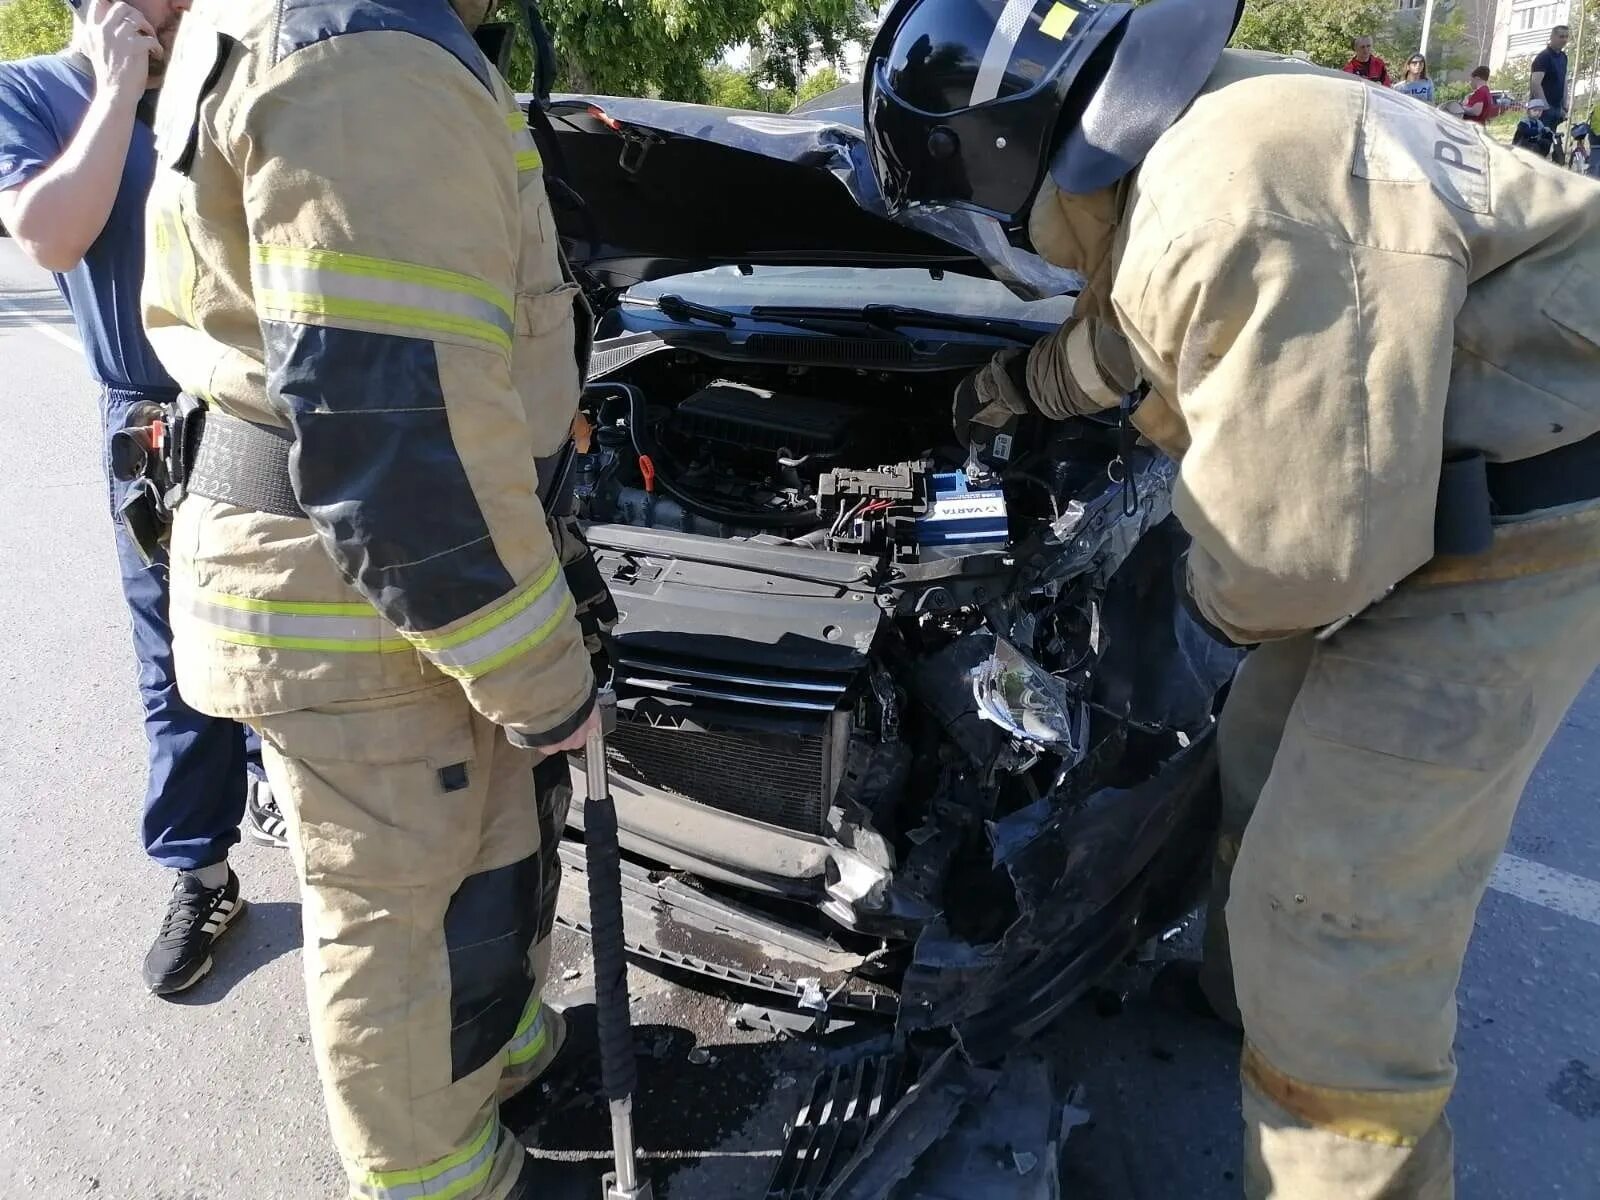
[2,238,1598,1199]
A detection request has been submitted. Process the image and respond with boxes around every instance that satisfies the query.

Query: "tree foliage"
[1423,6,1473,77]
[1568,0,1600,112]
[0,0,72,63]
[495,0,867,103]
[1492,56,1534,98]
[1223,0,1498,82]
[701,62,794,111]
[1229,0,1399,69]
[794,64,842,108]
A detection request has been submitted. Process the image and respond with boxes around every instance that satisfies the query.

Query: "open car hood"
[535,92,1081,301]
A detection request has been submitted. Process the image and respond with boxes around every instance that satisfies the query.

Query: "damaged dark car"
[524,88,1242,1065]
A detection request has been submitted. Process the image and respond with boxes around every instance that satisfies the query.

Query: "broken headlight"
[970,637,1088,761]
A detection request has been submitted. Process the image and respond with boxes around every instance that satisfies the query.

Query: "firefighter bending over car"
[139,0,615,1194]
[865,0,1600,1196]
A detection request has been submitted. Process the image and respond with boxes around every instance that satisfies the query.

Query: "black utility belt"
[184,405,580,516]
[186,407,304,517]
[109,395,302,564]
[114,393,583,561]
[1436,432,1600,556]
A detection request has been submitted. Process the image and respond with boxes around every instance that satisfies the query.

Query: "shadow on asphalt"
[164,899,302,1006]
[512,1018,820,1199]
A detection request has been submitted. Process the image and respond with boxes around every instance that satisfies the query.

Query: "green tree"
[794,64,843,108]
[1491,56,1534,99]
[1423,7,1473,78]
[1568,0,1600,114]
[701,62,794,111]
[1229,0,1402,69]
[493,0,867,103]
[0,0,72,62]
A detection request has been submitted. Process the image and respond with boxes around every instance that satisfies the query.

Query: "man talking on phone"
[0,0,281,996]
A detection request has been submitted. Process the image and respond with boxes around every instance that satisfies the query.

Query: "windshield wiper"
[642,297,1042,346]
[653,293,736,327]
[646,296,899,338]
[751,303,1040,345]
[860,303,1042,344]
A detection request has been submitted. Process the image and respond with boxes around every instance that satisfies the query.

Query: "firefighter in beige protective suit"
[867,1,1600,1197]
[139,0,611,1194]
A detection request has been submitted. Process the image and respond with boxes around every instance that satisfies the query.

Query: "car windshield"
[626,265,1076,327]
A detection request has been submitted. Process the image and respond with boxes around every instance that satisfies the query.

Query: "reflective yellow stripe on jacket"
[174,559,573,679]
[506,110,543,172]
[151,204,200,327]
[406,559,574,679]
[251,244,514,352]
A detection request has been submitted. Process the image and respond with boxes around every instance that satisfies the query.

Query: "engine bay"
[566,341,1240,1043]
[573,351,1135,568]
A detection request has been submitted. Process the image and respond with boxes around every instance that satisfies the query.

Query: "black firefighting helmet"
[865,0,1242,223]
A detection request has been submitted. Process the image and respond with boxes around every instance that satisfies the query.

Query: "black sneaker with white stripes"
[245,776,289,850]
[142,869,246,996]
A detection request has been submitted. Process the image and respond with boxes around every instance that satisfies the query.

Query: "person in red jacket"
[1343,35,1391,85]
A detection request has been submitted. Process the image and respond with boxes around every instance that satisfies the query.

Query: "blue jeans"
[101,385,257,871]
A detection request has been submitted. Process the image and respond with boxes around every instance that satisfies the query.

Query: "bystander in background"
[1342,35,1391,86]
[1463,65,1498,124]
[1532,25,1570,129]
[1393,54,1434,103]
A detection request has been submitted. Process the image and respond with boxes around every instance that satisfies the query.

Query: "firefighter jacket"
[1026,50,1600,645]
[141,0,596,746]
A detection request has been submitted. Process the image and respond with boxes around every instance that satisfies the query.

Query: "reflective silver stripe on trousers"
[353,1122,502,1200]
[972,0,1041,105]
[252,261,515,342]
[422,573,573,676]
[506,1004,548,1062]
[181,596,397,644]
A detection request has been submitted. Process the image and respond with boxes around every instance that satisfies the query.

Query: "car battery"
[914,470,1009,560]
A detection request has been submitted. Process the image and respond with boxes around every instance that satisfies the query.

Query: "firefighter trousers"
[255,682,570,1200]
[1197,501,1600,1198]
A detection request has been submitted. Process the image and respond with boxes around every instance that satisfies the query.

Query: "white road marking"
[1490,853,1600,928]
[0,295,81,353]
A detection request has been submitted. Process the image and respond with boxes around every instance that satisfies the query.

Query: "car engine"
[574,360,1032,561]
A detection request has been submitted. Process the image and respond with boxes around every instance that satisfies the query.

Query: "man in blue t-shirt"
[1531,24,1570,129]
[0,0,284,995]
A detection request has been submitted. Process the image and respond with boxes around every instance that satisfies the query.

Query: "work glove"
[953,346,1034,459]
[954,316,1141,444]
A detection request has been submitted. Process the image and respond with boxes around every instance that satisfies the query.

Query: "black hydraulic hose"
[581,705,652,1197]
[511,0,557,101]
[582,775,638,1103]
[584,381,823,531]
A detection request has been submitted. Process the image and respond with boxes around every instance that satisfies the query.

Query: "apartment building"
[1490,0,1574,69]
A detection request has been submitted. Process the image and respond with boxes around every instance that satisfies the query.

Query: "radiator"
[610,647,854,836]
[608,723,833,835]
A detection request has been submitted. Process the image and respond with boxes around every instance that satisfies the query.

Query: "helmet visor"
[879,0,1103,114]
[867,0,1128,221]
